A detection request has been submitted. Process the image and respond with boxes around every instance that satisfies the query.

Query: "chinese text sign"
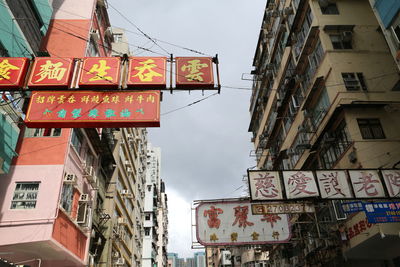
[127,57,167,88]
[28,57,74,88]
[196,200,290,246]
[175,57,214,89]
[0,57,29,89]
[25,91,160,128]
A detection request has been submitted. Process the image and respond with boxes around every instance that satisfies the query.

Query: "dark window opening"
[342,72,367,91]
[320,2,339,14]
[330,34,352,49]
[357,118,385,139]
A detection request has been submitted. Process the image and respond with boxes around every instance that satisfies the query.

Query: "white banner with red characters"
[248,169,400,201]
[196,200,291,246]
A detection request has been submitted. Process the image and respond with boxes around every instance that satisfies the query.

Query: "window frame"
[330,34,352,49]
[357,118,385,139]
[60,183,74,214]
[342,72,367,91]
[319,3,339,15]
[25,128,62,137]
[11,182,40,210]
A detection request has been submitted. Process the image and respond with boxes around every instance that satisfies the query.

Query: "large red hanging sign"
[0,57,29,89]
[127,57,167,89]
[27,57,74,88]
[25,91,160,128]
[79,57,121,88]
[175,57,214,89]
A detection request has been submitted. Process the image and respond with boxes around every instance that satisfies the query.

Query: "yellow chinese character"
[137,95,144,104]
[230,232,238,242]
[36,96,45,104]
[35,60,67,83]
[251,232,260,241]
[210,233,219,241]
[181,59,208,82]
[67,95,76,103]
[46,95,56,104]
[102,95,110,103]
[0,59,20,80]
[111,96,120,104]
[125,95,134,103]
[132,59,163,82]
[146,95,155,103]
[81,95,90,104]
[91,95,100,103]
[87,60,112,82]
[57,95,66,103]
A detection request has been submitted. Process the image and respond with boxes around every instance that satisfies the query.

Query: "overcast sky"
[108,0,266,258]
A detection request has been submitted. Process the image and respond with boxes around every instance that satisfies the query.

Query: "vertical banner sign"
[248,170,283,200]
[349,170,386,198]
[27,57,74,88]
[127,57,167,88]
[79,57,120,88]
[25,91,160,128]
[0,57,29,89]
[282,171,319,199]
[315,170,353,199]
[175,57,214,89]
[196,200,291,246]
[381,170,400,197]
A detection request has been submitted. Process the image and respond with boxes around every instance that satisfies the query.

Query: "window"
[145,213,151,220]
[11,182,40,209]
[144,227,151,236]
[342,73,367,91]
[319,3,339,14]
[113,33,123,43]
[25,128,61,137]
[319,120,352,168]
[330,34,352,49]
[88,37,99,57]
[0,41,8,57]
[60,184,74,213]
[357,119,385,139]
[71,129,84,154]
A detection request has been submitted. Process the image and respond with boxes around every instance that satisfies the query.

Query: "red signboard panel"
[25,91,160,128]
[127,57,167,89]
[0,57,29,89]
[28,57,74,88]
[79,57,120,88]
[175,57,214,89]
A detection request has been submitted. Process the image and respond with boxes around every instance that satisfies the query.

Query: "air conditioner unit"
[124,160,130,166]
[79,193,90,202]
[104,26,113,38]
[341,31,353,42]
[294,74,304,83]
[90,29,100,42]
[64,173,77,185]
[283,6,294,16]
[121,190,133,199]
[115,258,125,265]
[117,217,128,226]
[112,251,120,259]
[126,167,133,173]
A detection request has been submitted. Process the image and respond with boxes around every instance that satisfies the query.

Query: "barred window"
[357,118,385,139]
[11,182,40,209]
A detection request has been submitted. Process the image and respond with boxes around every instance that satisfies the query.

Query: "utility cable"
[161,93,219,116]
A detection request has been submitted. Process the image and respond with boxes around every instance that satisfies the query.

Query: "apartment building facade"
[249,0,400,266]
[0,0,53,175]
[143,145,169,267]
[0,0,147,266]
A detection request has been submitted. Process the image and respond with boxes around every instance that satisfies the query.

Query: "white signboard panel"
[349,170,385,198]
[282,171,319,199]
[316,170,353,199]
[196,200,291,246]
[248,171,283,200]
[381,170,400,198]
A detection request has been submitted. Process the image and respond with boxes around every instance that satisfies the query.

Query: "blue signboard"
[363,202,400,224]
[341,201,364,214]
